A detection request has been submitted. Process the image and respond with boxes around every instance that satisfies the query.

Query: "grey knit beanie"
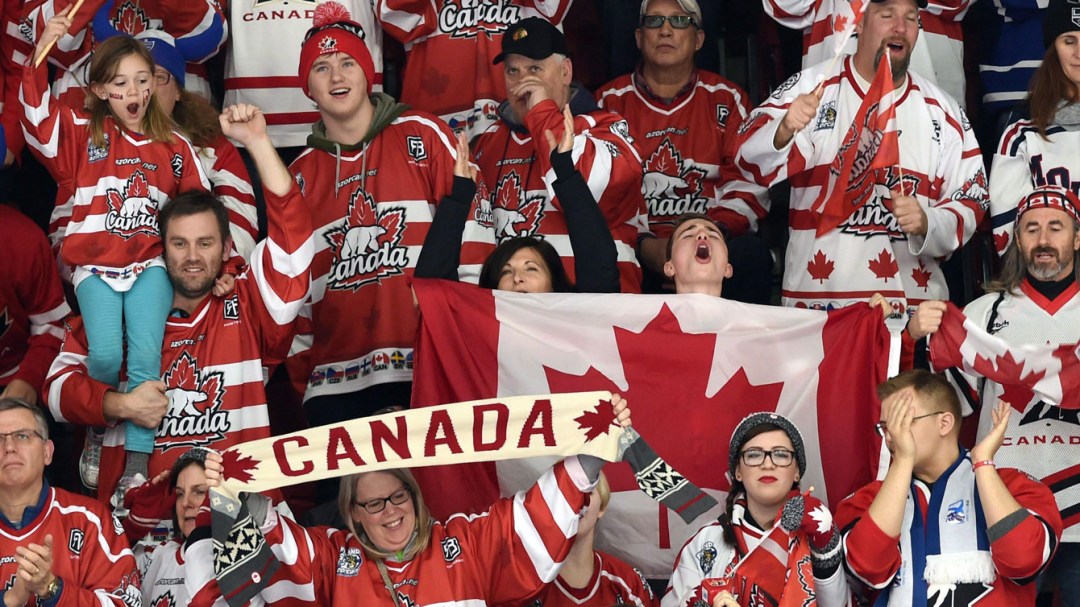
[728,412,806,476]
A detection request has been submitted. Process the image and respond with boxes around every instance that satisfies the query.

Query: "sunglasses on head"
[640,15,698,29]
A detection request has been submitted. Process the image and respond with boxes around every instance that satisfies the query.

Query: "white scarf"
[882,451,996,607]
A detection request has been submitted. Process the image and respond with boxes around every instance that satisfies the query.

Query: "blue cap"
[136,30,185,87]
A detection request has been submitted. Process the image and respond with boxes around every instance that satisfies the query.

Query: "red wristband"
[972,460,995,471]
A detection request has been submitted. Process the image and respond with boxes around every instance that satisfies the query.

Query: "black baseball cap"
[870,0,929,7]
[493,17,567,65]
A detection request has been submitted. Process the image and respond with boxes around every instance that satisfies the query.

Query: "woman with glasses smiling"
[663,412,851,607]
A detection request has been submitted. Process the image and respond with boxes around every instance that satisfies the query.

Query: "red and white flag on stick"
[813,51,901,236]
[409,279,890,576]
[811,0,867,58]
[929,301,1080,411]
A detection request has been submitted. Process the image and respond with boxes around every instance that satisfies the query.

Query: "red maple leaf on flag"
[868,249,899,281]
[972,350,1045,412]
[911,263,932,291]
[221,449,260,484]
[575,399,618,441]
[832,13,849,34]
[994,232,1010,254]
[807,250,835,283]
[545,304,785,495]
[1052,343,1080,409]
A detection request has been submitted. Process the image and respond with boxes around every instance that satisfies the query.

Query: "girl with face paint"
[22,7,211,506]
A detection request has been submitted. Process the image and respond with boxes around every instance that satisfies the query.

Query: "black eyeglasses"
[154,72,172,86]
[875,411,946,436]
[740,447,795,467]
[0,429,44,445]
[640,15,698,29]
[352,488,411,514]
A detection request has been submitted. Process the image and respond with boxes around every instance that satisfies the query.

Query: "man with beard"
[908,185,1080,604]
[43,104,314,508]
[734,0,986,355]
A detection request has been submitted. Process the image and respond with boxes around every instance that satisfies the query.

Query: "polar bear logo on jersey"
[341,225,388,258]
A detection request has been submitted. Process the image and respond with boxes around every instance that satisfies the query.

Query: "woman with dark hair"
[416,106,621,294]
[989,0,1080,256]
[663,413,850,607]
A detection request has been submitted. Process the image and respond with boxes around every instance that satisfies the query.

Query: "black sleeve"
[550,149,621,294]
[414,176,477,281]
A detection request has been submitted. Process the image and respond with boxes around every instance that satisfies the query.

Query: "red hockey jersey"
[836,469,1062,606]
[20,55,210,291]
[288,105,495,403]
[43,186,313,502]
[186,458,596,607]
[474,99,648,293]
[0,484,141,607]
[522,551,658,607]
[0,205,70,395]
[375,0,573,137]
[596,70,769,239]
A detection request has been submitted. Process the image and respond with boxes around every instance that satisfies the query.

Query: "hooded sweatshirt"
[287,94,496,405]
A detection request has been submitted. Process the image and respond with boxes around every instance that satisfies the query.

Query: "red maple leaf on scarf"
[574,399,618,441]
[868,249,898,281]
[807,250,835,283]
[221,449,260,484]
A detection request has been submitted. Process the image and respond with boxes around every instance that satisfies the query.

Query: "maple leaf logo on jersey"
[158,352,231,451]
[492,172,545,242]
[437,1,522,40]
[951,168,990,212]
[642,138,709,225]
[324,188,409,291]
[114,0,151,34]
[104,170,159,239]
[151,591,176,607]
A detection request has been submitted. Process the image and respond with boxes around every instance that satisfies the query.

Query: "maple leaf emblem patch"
[159,352,231,451]
[114,0,151,34]
[324,188,409,291]
[642,139,709,227]
[104,170,159,239]
[492,172,545,242]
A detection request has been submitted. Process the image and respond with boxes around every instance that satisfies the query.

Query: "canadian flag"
[410,279,890,576]
[808,0,867,58]
[929,301,1080,411]
[813,51,901,236]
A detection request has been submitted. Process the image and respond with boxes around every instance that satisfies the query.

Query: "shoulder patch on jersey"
[294,173,306,195]
[771,72,801,101]
[223,294,240,320]
[610,119,633,144]
[441,536,462,562]
[171,153,183,179]
[336,546,363,576]
[814,101,837,132]
[88,134,110,163]
[406,136,427,162]
[696,540,717,574]
[68,528,85,555]
[716,104,730,128]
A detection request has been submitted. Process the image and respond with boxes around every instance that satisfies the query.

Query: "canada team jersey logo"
[492,171,544,241]
[159,352,231,451]
[642,138,708,225]
[151,591,177,607]
[112,0,153,34]
[437,1,521,39]
[324,188,408,291]
[105,170,159,239]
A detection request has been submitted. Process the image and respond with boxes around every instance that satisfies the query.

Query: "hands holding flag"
[773,89,822,150]
[892,190,928,236]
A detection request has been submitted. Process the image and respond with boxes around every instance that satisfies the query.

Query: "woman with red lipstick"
[664,413,851,607]
[22,9,210,500]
